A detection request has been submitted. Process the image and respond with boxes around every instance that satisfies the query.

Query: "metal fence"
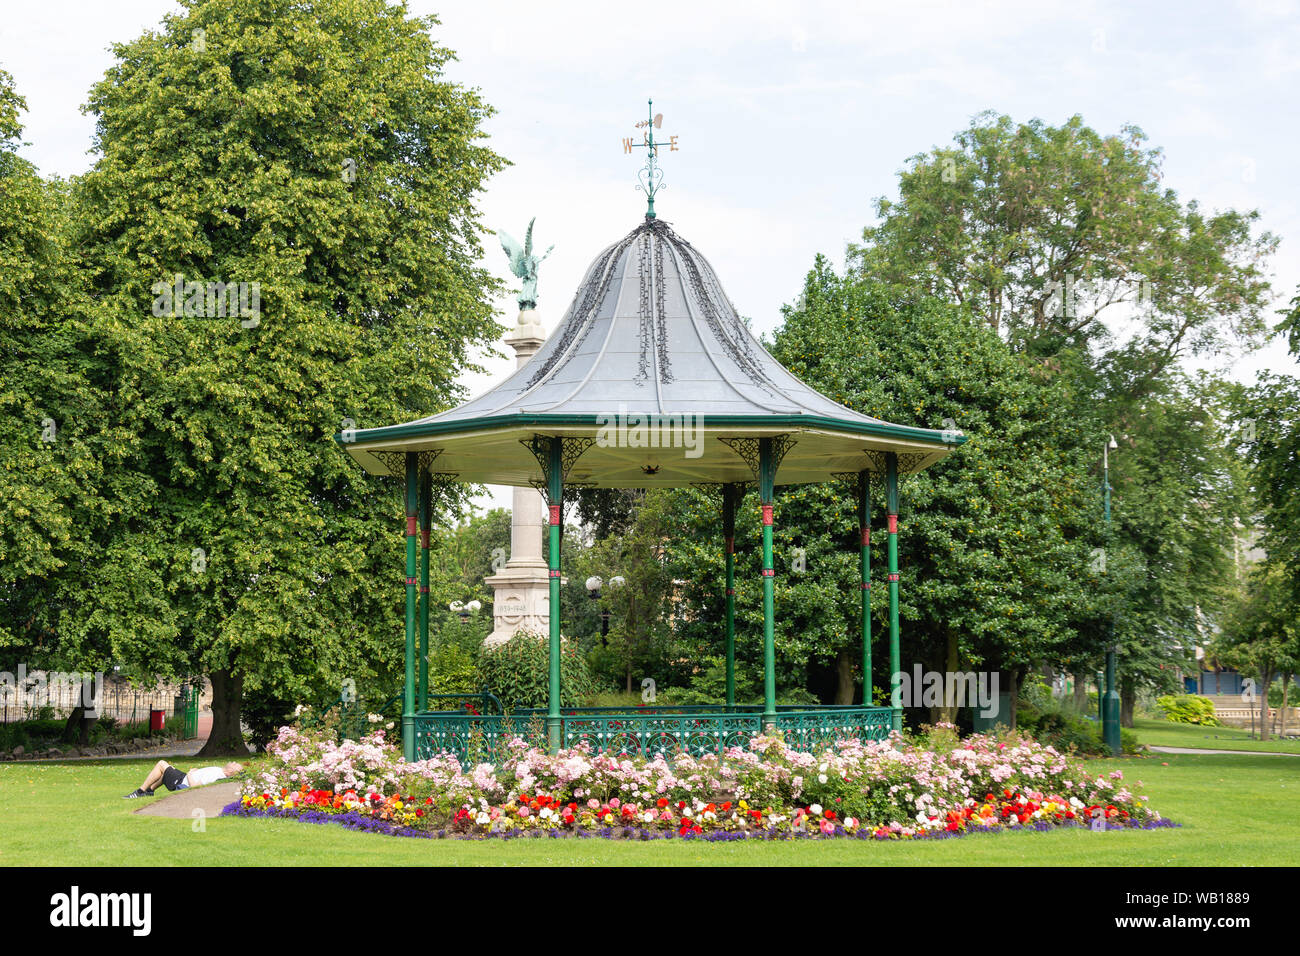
[0,675,200,726]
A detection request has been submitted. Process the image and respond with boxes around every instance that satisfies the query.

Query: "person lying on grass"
[124,760,244,798]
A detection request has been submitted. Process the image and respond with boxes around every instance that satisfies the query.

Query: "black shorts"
[161,766,189,791]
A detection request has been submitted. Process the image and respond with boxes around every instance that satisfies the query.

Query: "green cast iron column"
[759,439,777,731]
[858,470,873,706]
[723,483,738,710]
[547,438,563,753]
[885,453,902,733]
[402,452,418,762]
[418,470,431,713]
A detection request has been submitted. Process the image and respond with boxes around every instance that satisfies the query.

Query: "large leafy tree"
[1104,373,1252,724]
[662,261,1103,721]
[0,67,104,668]
[67,0,506,753]
[850,112,1276,399]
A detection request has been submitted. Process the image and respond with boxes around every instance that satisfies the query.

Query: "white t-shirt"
[186,766,226,787]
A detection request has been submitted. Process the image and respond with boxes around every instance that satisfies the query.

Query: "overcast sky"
[3,0,1297,511]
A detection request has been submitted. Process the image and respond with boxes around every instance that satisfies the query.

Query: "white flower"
[818,774,828,784]
[810,803,823,816]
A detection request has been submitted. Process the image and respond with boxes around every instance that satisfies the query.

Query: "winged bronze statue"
[499,217,554,310]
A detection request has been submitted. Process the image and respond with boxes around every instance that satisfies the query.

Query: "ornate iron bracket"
[372,449,443,478]
[718,435,796,480]
[860,450,928,477]
[521,436,596,505]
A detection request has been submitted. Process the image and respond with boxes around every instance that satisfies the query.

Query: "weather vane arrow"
[621,98,679,220]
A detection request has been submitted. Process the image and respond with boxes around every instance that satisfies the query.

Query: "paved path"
[132,780,243,819]
[1148,745,1300,756]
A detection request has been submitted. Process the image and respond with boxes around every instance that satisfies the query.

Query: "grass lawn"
[2,750,1298,866]
[1133,717,1300,754]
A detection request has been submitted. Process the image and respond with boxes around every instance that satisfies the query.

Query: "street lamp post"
[584,575,624,644]
[1102,435,1122,756]
[450,600,482,625]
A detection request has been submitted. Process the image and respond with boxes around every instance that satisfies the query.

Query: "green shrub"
[1016,709,1141,756]
[476,631,598,711]
[427,641,480,697]
[1156,694,1220,726]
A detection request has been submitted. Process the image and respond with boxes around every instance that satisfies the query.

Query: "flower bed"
[221,718,1174,841]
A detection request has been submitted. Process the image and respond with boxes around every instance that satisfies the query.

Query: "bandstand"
[336,212,965,765]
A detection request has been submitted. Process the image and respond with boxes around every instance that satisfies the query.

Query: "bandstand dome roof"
[337,217,964,487]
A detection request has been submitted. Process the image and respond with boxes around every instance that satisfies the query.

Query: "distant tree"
[1213,562,1300,740]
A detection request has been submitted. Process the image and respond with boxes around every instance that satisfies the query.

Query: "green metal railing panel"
[413,713,546,765]
[411,706,895,768]
[561,712,759,759]
[772,707,893,751]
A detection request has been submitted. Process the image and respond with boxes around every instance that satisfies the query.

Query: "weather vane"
[622,98,679,219]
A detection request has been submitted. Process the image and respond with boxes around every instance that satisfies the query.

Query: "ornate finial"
[622,98,679,220]
[499,217,554,311]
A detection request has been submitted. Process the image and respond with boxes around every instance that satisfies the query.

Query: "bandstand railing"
[411,705,893,767]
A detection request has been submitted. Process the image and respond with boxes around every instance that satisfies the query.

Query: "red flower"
[657,798,669,808]
[824,810,837,821]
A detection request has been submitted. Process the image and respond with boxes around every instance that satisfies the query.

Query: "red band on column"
[419,586,429,594]
[549,504,561,525]
[725,536,735,555]
[726,588,735,596]
[421,530,430,549]
[861,582,871,590]
[860,528,870,547]
[888,573,899,582]
[761,568,775,577]
[406,515,418,535]
[405,576,417,586]
[887,514,898,534]
[549,569,561,578]
[761,505,773,526]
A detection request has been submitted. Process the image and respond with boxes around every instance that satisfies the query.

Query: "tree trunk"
[834,647,854,705]
[1282,675,1291,736]
[61,676,99,745]
[1072,673,1088,712]
[197,668,250,757]
[936,632,960,724]
[1258,668,1273,741]
[1120,679,1136,729]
